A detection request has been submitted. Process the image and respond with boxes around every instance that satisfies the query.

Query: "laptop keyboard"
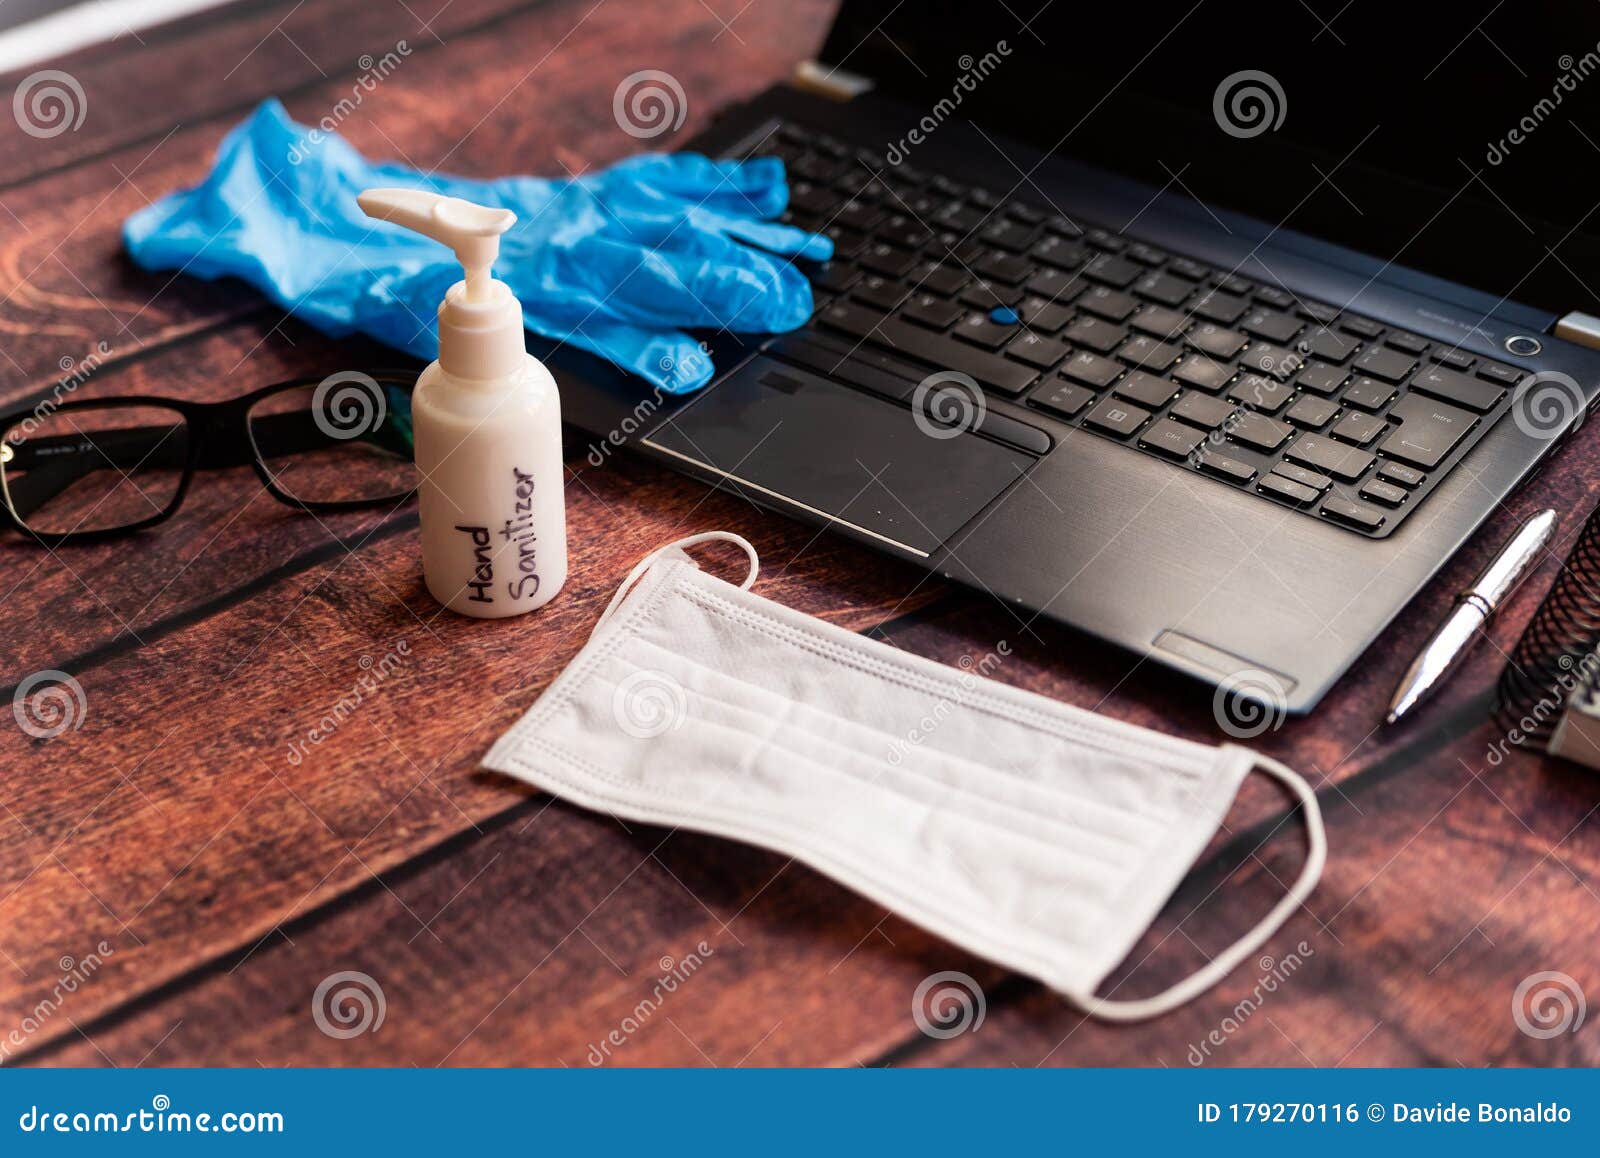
[743,121,1531,538]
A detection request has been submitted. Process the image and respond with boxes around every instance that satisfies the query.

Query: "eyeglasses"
[0,372,418,546]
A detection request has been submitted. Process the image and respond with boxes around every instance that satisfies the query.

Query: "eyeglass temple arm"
[2,424,190,518]
[3,408,413,514]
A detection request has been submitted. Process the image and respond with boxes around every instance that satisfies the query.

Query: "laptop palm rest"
[643,358,1034,558]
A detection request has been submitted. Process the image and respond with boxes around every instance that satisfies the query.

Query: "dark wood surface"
[0,0,1595,1068]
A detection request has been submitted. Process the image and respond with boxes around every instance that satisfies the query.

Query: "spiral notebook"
[1494,505,1600,768]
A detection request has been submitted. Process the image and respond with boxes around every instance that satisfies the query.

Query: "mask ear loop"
[594,531,760,632]
[1072,752,1327,1023]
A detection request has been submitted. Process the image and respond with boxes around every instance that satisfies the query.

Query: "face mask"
[483,533,1326,1020]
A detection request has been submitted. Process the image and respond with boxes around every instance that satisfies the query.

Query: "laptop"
[546,0,1600,714]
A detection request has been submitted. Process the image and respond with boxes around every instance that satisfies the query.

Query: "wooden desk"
[0,0,1595,1067]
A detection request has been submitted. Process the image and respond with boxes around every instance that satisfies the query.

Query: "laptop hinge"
[1556,311,1600,351]
[792,60,873,101]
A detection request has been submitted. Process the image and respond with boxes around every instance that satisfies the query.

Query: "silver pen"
[1386,508,1559,725]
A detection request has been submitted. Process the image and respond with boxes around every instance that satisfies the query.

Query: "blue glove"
[123,99,830,392]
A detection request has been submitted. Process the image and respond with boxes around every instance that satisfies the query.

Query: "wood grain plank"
[0,435,941,1057]
[20,449,1600,1066]
[0,0,542,185]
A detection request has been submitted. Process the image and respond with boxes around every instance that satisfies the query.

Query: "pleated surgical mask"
[484,533,1326,1020]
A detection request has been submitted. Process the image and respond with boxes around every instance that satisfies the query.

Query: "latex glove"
[123,99,830,392]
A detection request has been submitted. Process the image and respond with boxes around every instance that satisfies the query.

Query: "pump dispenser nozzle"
[359,188,523,380]
[358,188,514,301]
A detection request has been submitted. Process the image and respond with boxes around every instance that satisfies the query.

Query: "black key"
[1254,285,1295,309]
[854,276,911,311]
[1286,434,1375,481]
[1083,397,1151,437]
[1298,300,1341,325]
[812,262,860,293]
[790,182,836,214]
[975,252,1030,286]
[1190,289,1249,325]
[1084,252,1142,288]
[1245,343,1306,380]
[1062,350,1123,389]
[1127,242,1169,266]
[1007,202,1046,226]
[1031,380,1096,418]
[1384,330,1429,355]
[1380,394,1477,469]
[1353,346,1416,384]
[817,299,883,339]
[1477,360,1524,386]
[1063,316,1127,353]
[960,280,1021,310]
[1410,365,1505,413]
[883,215,934,247]
[1031,235,1086,270]
[1079,285,1139,321]
[1171,391,1240,429]
[1198,451,1257,484]
[1117,335,1183,371]
[1339,315,1385,340]
[1139,417,1205,460]
[935,204,984,232]
[1169,257,1211,281]
[825,227,868,261]
[1241,309,1302,344]
[1133,306,1190,340]
[1019,297,1074,333]
[1172,355,1234,393]
[1330,410,1387,446]
[1006,331,1069,369]
[1431,348,1474,370]
[1303,328,1357,363]
[1115,371,1179,409]
[1296,363,1347,396]
[953,311,1020,350]
[1321,496,1385,531]
[1187,323,1248,359]
[1025,267,1081,302]
[1378,461,1425,488]
[1132,270,1193,307]
[1228,412,1293,453]
[1214,274,1254,296]
[1342,376,1396,411]
[860,243,919,279]
[919,263,969,296]
[1046,216,1084,239]
[1086,228,1126,252]
[834,201,885,231]
[1272,463,1332,493]
[1258,474,1321,507]
[1360,480,1409,507]
[1286,396,1339,429]
[902,294,964,330]
[1228,373,1293,413]
[981,218,1039,253]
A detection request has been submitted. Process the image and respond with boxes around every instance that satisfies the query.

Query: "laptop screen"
[819,1,1600,319]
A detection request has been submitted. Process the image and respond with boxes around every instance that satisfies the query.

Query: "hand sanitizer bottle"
[358,188,566,618]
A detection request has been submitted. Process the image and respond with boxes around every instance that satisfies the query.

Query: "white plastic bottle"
[358,188,566,618]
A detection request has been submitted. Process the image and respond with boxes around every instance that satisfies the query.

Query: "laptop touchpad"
[643,358,1033,557]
